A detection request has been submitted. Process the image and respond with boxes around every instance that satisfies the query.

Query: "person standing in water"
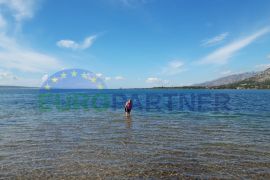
[125,99,132,116]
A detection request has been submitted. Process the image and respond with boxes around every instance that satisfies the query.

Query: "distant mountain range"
[195,72,258,87]
[155,67,270,89]
[192,68,270,89]
[216,68,270,89]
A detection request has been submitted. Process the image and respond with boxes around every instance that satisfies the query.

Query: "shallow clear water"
[0,88,270,179]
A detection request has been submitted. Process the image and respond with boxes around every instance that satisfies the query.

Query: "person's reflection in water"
[125,115,132,129]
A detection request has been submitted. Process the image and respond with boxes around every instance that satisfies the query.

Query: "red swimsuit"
[125,102,132,112]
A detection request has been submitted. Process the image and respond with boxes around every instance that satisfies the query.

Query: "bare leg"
[125,115,132,128]
[126,112,130,116]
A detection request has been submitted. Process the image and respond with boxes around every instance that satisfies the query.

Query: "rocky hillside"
[196,72,257,87]
[215,68,270,89]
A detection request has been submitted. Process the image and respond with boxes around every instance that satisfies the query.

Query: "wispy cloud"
[0,0,39,22]
[146,77,168,85]
[89,73,120,82]
[0,1,63,73]
[0,70,17,80]
[0,14,6,29]
[0,34,63,73]
[115,76,125,80]
[41,74,48,82]
[220,70,233,76]
[57,35,97,50]
[146,77,161,83]
[201,32,229,47]
[0,0,40,33]
[0,69,42,87]
[255,63,270,70]
[162,60,185,75]
[95,73,103,77]
[267,54,270,59]
[0,0,64,86]
[199,27,270,65]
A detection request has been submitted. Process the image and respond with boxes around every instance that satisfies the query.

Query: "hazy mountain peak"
[195,72,258,87]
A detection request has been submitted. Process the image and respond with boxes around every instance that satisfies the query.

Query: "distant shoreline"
[0,86,38,89]
[151,86,270,90]
[1,85,270,90]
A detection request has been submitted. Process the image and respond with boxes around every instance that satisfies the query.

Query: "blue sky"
[0,0,270,88]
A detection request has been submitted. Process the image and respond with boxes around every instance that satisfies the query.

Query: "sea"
[0,88,269,179]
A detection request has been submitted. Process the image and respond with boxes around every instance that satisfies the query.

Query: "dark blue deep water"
[0,88,269,179]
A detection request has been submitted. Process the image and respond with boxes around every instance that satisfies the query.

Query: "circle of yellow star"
[98,84,104,89]
[90,77,97,83]
[71,70,77,77]
[44,84,50,90]
[61,72,67,79]
[51,77,58,83]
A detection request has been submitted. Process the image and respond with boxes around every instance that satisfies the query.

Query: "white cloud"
[267,54,270,60]
[115,76,124,80]
[57,40,77,49]
[0,0,63,74]
[0,32,64,86]
[0,14,6,29]
[0,0,38,22]
[255,63,270,70]
[0,0,64,87]
[201,32,229,47]
[162,60,185,75]
[0,34,63,73]
[57,35,97,50]
[105,77,111,81]
[41,74,48,82]
[0,75,41,87]
[199,27,270,65]
[0,51,63,73]
[146,77,161,83]
[220,70,232,76]
[0,70,17,80]
[0,69,42,87]
[96,73,103,77]
[0,0,39,33]
[145,77,169,86]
